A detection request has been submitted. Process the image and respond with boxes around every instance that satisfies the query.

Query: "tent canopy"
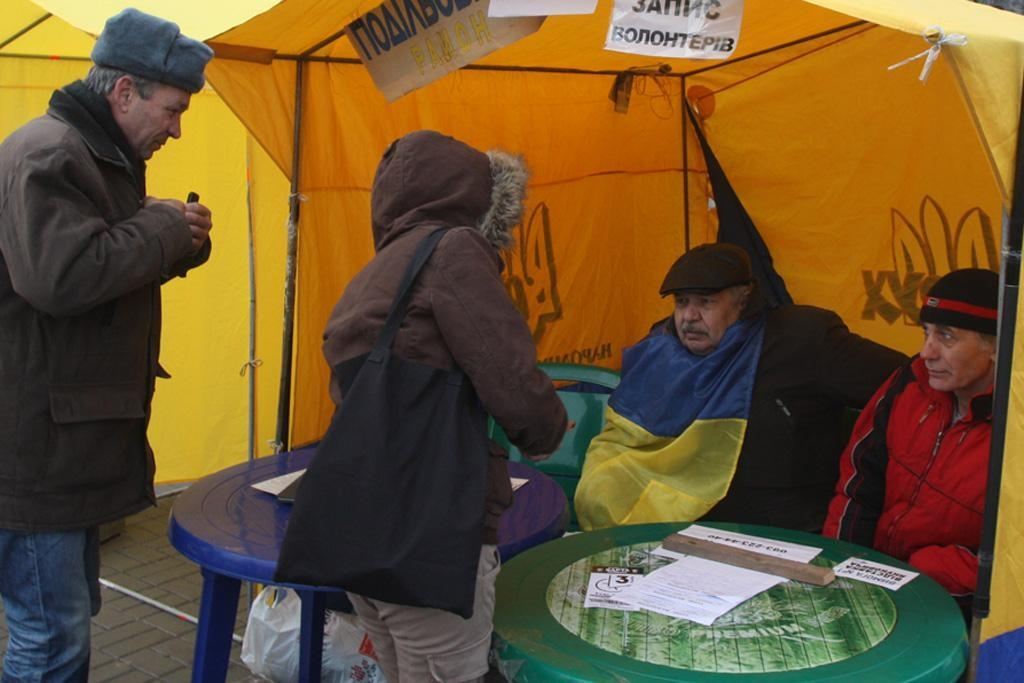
[207,0,1021,199]
[4,0,279,47]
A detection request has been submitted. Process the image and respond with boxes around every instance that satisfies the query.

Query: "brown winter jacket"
[322,131,567,544]
[0,82,208,531]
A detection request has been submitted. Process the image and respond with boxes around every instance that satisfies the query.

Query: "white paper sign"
[605,0,744,60]
[251,469,306,496]
[347,0,543,101]
[584,566,644,610]
[833,558,919,590]
[653,524,823,564]
[489,0,598,17]
[618,555,784,625]
[511,477,529,491]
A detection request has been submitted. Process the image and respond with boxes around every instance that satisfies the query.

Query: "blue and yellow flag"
[575,317,765,530]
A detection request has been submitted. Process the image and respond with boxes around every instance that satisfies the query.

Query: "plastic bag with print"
[241,586,387,682]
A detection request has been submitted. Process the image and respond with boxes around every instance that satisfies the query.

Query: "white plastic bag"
[241,586,387,683]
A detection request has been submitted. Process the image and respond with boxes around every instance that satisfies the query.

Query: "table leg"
[192,568,241,683]
[298,590,326,682]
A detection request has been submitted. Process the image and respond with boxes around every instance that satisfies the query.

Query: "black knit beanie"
[919,268,999,335]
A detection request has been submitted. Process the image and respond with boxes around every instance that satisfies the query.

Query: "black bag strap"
[369,227,450,362]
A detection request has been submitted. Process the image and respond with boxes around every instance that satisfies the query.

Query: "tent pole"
[275,21,867,77]
[683,21,867,79]
[969,72,1024,681]
[244,138,259,463]
[0,13,51,50]
[273,59,305,453]
[681,76,690,252]
[684,77,692,252]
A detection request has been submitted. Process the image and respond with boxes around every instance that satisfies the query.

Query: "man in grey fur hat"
[0,8,213,678]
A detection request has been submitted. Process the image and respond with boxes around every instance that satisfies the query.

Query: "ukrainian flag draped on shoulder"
[575,316,765,530]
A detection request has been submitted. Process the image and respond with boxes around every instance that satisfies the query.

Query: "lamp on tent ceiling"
[609,63,672,114]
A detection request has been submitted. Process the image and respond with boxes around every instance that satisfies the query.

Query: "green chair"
[490,363,620,530]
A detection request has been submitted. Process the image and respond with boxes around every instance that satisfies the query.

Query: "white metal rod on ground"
[98,578,244,644]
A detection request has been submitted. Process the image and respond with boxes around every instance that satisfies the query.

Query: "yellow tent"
[199,0,1023,676]
[5,0,1024,676]
[0,1,291,481]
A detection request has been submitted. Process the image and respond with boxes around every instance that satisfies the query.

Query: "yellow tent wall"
[207,60,710,442]
[0,4,291,482]
[695,24,1005,353]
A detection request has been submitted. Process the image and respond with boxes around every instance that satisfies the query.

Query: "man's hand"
[145,197,213,252]
[184,200,213,252]
[522,420,575,462]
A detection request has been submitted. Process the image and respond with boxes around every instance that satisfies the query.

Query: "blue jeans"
[0,527,100,683]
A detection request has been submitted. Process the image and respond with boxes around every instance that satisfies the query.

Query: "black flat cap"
[660,243,753,296]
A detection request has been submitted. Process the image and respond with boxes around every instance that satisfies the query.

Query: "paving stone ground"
[0,495,264,681]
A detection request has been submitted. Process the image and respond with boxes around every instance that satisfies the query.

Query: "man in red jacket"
[824,268,997,608]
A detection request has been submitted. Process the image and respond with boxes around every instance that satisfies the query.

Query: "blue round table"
[168,446,567,683]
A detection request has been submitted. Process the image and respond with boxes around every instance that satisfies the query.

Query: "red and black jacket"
[823,357,991,599]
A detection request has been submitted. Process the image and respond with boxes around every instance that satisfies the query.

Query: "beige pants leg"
[350,544,501,683]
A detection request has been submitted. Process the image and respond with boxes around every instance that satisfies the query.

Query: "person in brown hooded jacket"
[322,130,567,682]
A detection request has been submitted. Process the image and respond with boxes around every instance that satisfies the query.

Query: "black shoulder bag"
[274,228,489,618]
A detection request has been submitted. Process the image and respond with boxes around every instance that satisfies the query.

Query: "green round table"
[493,522,967,682]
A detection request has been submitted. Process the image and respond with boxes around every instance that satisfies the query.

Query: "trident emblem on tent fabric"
[504,201,563,343]
[861,195,997,325]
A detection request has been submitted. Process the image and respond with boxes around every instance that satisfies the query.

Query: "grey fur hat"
[92,8,213,93]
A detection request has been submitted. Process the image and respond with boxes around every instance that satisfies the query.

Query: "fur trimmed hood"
[370,130,527,251]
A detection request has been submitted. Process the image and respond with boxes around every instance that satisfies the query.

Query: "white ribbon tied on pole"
[888,25,967,83]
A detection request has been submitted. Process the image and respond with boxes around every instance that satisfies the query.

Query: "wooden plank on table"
[661,533,835,586]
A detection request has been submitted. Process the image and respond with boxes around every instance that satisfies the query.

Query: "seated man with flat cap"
[575,243,907,532]
[824,269,998,605]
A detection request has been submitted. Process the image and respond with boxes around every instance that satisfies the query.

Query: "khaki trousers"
[349,544,500,683]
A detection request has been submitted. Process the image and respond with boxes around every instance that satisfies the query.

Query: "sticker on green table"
[546,541,897,673]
